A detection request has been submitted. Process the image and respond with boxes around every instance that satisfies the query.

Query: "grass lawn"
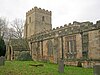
[0,61,93,75]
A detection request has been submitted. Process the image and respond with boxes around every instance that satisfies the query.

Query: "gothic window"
[42,16,45,21]
[66,35,76,59]
[67,40,76,53]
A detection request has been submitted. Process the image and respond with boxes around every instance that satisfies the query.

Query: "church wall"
[88,30,100,59]
[24,7,100,67]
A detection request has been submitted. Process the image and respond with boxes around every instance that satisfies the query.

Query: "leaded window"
[66,35,76,59]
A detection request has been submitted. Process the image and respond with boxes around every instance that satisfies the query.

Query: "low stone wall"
[64,60,100,68]
[0,56,5,66]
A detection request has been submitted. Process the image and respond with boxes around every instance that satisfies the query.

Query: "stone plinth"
[93,64,100,75]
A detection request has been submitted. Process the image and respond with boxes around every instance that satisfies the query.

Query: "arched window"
[42,16,45,21]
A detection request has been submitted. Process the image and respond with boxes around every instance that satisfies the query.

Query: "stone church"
[8,7,100,67]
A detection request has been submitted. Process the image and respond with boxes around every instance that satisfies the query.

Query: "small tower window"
[29,17,31,23]
[42,16,45,21]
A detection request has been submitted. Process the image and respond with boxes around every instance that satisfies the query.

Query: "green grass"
[0,61,93,75]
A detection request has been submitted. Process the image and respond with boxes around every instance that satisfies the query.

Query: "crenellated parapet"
[26,6,51,16]
[52,21,95,31]
[29,20,100,42]
[96,20,100,28]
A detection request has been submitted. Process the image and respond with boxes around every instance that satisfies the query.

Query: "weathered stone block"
[0,56,5,66]
[58,59,64,73]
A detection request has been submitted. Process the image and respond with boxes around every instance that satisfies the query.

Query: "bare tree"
[0,18,24,44]
[0,17,8,37]
[11,19,24,39]
[7,28,17,39]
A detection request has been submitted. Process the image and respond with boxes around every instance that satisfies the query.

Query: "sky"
[0,0,100,28]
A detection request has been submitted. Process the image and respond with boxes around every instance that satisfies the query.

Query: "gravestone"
[93,64,100,75]
[0,56,5,66]
[58,59,64,73]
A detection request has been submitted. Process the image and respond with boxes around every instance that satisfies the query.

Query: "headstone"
[0,56,5,66]
[58,59,64,73]
[93,64,100,75]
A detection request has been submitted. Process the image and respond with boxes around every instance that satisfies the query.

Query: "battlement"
[51,21,99,31]
[26,6,51,16]
[29,20,100,42]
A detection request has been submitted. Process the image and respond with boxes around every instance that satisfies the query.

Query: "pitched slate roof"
[9,39,30,51]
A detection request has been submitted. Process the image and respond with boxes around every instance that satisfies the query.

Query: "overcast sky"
[0,0,100,28]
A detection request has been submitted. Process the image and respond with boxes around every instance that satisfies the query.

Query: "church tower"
[24,7,52,38]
